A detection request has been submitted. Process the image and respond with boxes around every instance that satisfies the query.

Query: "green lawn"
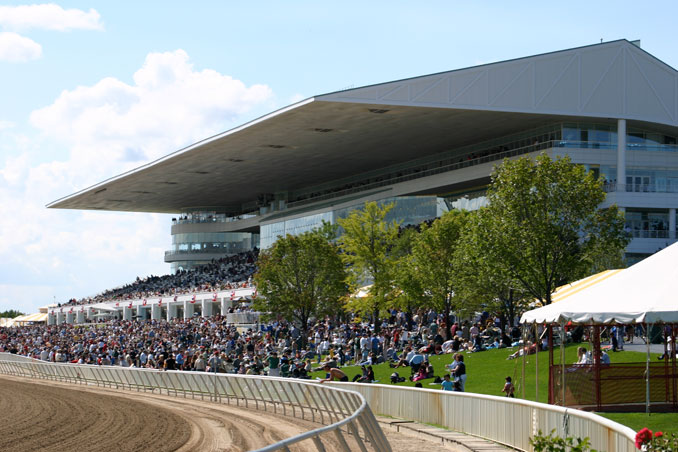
[311,344,677,435]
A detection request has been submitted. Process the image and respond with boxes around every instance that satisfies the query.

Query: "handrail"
[329,382,636,452]
[0,353,390,452]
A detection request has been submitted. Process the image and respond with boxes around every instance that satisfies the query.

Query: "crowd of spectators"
[60,250,258,307]
[1,308,526,391]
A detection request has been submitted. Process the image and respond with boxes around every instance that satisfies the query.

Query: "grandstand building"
[50,39,678,272]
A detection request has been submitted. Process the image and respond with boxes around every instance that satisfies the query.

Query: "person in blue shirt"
[441,374,454,391]
[175,350,185,370]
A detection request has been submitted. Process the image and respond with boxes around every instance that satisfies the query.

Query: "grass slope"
[311,344,677,435]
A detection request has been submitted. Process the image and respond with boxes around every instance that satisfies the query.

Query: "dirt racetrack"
[0,375,467,452]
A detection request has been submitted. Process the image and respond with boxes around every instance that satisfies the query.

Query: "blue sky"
[1,1,678,313]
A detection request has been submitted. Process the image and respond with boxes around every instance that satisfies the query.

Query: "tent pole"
[535,323,539,402]
[560,321,566,406]
[646,322,651,414]
[522,324,527,399]
[548,325,554,405]
[593,325,601,410]
[672,325,677,408]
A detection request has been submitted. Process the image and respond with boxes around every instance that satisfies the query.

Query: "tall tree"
[392,226,423,313]
[455,212,530,327]
[337,201,400,330]
[253,225,346,345]
[469,153,629,306]
[404,209,470,339]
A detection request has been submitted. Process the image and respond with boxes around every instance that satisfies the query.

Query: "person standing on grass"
[502,376,515,397]
[441,374,454,391]
[452,353,466,391]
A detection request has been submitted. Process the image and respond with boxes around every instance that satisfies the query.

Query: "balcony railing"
[164,244,251,258]
[603,183,678,194]
[628,229,670,239]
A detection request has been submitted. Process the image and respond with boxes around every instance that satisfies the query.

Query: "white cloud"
[0,50,273,312]
[0,4,103,32]
[0,119,15,129]
[31,49,273,170]
[0,31,41,62]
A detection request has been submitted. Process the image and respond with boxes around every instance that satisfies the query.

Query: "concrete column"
[151,304,162,321]
[167,303,178,322]
[202,299,214,317]
[184,300,193,319]
[66,312,74,324]
[137,305,151,320]
[76,310,85,324]
[670,208,676,240]
[56,312,65,325]
[86,307,95,322]
[221,299,229,316]
[617,119,626,192]
[123,307,133,321]
[47,313,56,325]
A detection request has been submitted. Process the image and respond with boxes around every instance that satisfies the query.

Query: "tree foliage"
[0,310,25,318]
[469,153,629,306]
[253,225,346,343]
[403,210,470,338]
[455,211,531,327]
[337,201,400,328]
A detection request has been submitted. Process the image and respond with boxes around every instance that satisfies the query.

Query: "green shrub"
[530,429,596,452]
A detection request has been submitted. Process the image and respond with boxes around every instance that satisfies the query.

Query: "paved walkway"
[376,416,514,452]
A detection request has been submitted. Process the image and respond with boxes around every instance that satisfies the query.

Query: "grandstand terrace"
[48,39,678,275]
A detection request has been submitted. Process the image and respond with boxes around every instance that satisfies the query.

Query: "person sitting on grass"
[319,364,348,383]
[507,341,537,360]
[392,346,413,368]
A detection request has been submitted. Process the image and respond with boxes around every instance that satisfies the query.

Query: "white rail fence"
[0,354,390,452]
[331,382,637,452]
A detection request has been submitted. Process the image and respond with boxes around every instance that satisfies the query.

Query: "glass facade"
[625,168,678,193]
[560,123,678,151]
[624,209,669,239]
[170,231,258,254]
[260,196,440,249]
[625,253,652,266]
[167,211,260,272]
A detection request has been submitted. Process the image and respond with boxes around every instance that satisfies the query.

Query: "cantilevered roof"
[49,39,678,214]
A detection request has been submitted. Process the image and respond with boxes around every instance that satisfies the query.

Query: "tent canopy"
[521,241,678,325]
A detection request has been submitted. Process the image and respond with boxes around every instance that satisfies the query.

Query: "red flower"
[635,428,653,449]
[654,431,663,438]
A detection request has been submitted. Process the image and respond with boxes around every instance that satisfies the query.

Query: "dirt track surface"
[0,375,466,452]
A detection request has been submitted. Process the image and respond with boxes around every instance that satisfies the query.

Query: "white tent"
[521,241,678,325]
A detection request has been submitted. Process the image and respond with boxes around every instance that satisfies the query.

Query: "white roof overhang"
[48,40,678,215]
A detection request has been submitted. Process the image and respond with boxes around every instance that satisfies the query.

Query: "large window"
[625,168,678,193]
[561,123,678,151]
[625,210,669,239]
[260,196,440,249]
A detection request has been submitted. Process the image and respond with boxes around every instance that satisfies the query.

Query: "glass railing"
[172,212,258,225]
[628,229,669,239]
[171,140,678,219]
[286,141,555,209]
[603,183,678,193]
[555,141,678,152]
[555,141,617,150]
[165,243,251,257]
